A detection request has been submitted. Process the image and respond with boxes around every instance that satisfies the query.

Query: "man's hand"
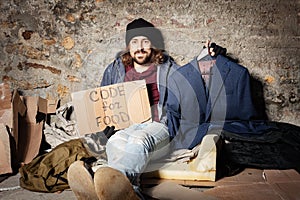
[209,42,227,56]
[204,40,227,57]
[103,126,117,139]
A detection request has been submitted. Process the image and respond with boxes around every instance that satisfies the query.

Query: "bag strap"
[44,167,69,191]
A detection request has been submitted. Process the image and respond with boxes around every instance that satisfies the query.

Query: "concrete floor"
[1,168,300,200]
[0,173,76,200]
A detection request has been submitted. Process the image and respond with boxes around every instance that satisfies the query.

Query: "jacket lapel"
[206,56,231,121]
[188,59,208,117]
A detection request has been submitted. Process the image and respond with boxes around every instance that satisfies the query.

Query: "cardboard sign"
[71,80,151,135]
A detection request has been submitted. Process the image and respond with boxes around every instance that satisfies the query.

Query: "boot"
[67,160,98,200]
[94,167,139,200]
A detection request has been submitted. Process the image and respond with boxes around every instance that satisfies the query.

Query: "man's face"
[129,36,152,65]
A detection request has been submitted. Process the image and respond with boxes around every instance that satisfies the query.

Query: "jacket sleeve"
[236,68,258,120]
[166,74,181,139]
[100,62,114,86]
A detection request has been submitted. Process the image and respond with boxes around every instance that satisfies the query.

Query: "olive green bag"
[19,139,91,193]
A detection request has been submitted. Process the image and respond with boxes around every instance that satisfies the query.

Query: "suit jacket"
[167,55,271,149]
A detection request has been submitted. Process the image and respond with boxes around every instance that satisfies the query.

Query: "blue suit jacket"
[167,55,271,149]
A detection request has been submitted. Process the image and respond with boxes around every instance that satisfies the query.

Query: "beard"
[132,49,152,65]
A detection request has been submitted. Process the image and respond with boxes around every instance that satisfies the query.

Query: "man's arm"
[166,74,181,139]
[100,58,126,87]
[100,64,114,87]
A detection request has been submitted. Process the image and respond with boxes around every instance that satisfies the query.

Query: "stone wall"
[0,0,299,125]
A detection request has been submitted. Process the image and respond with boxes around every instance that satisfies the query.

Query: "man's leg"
[106,122,170,184]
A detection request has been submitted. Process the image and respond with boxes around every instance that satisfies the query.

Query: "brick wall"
[0,0,299,125]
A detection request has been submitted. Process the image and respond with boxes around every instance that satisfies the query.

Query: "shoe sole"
[67,161,98,200]
[94,167,139,200]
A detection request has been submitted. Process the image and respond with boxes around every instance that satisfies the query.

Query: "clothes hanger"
[197,39,212,61]
[197,47,210,61]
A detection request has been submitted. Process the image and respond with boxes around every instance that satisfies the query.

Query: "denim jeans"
[106,121,170,185]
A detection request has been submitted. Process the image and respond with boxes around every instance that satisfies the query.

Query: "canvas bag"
[19,138,92,193]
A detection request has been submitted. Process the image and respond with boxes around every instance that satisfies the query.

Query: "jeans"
[106,121,170,185]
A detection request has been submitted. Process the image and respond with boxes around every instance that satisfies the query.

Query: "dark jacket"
[167,55,272,149]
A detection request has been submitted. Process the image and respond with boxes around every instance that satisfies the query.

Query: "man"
[167,47,272,150]
[68,18,225,199]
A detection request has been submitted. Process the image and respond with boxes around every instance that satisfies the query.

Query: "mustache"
[134,49,147,55]
[117,48,152,58]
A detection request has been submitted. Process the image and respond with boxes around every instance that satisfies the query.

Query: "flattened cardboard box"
[0,85,58,173]
[0,123,12,174]
[72,80,151,135]
[12,92,40,164]
[0,83,13,174]
[12,91,58,164]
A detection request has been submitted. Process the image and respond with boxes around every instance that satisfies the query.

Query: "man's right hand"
[209,42,227,57]
[204,40,227,57]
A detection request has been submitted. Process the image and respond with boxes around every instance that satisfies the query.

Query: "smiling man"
[100,19,177,198]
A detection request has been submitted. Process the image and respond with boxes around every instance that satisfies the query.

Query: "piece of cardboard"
[1,87,57,168]
[72,80,151,135]
[12,91,26,149]
[0,124,12,174]
[17,96,44,164]
[38,97,58,114]
[143,133,219,184]
[0,123,12,174]
[0,83,12,127]
[12,91,56,164]
[0,83,14,174]
[0,83,11,109]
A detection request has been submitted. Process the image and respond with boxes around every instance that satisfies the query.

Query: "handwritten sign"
[71,80,151,135]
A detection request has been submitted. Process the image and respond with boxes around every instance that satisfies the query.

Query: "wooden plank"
[142,181,218,200]
[141,177,217,187]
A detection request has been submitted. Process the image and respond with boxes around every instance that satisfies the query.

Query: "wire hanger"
[197,47,210,61]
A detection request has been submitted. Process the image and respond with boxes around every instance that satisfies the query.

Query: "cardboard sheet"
[0,123,12,174]
[17,96,43,164]
[0,85,59,171]
[0,83,14,174]
[72,80,151,135]
[12,91,57,164]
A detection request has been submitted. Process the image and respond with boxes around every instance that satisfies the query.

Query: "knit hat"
[125,18,165,50]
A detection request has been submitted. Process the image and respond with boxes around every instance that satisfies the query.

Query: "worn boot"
[94,167,139,200]
[67,160,98,200]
